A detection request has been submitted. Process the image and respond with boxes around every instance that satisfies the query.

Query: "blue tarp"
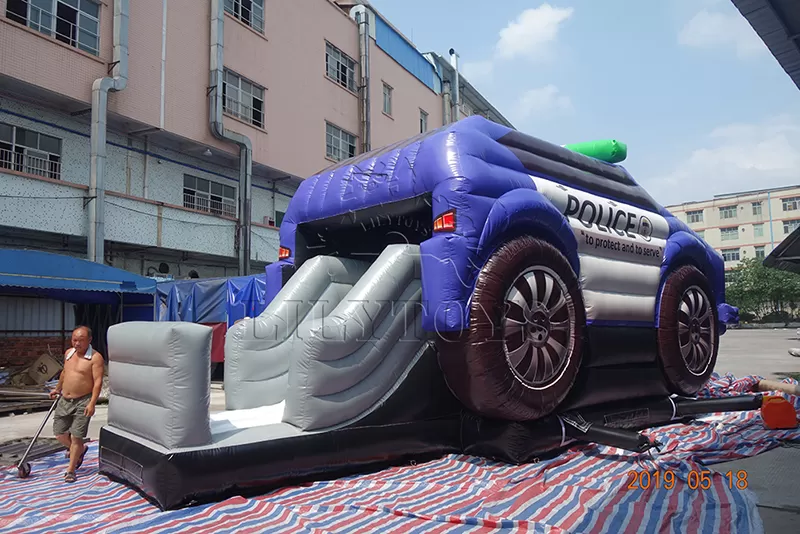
[156,273,268,326]
[0,249,156,305]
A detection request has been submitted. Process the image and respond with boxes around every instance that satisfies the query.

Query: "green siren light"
[564,139,627,164]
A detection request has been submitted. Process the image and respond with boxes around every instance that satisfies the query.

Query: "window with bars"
[224,0,263,33]
[420,109,428,133]
[687,210,703,224]
[0,121,62,180]
[721,248,740,262]
[724,271,738,285]
[222,69,264,128]
[382,83,393,115]
[783,196,800,212]
[784,219,800,235]
[755,246,766,260]
[6,0,100,55]
[752,202,762,216]
[325,122,356,162]
[325,42,357,93]
[720,226,738,241]
[718,205,737,219]
[183,175,236,218]
[753,223,764,238]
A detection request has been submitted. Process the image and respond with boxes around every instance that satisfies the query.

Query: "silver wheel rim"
[678,285,715,375]
[502,266,575,389]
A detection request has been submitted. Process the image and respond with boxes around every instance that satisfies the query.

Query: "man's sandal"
[64,472,76,483]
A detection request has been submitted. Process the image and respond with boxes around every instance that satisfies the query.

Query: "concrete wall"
[0,97,288,267]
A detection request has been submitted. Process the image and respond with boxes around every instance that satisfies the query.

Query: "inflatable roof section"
[278,115,666,261]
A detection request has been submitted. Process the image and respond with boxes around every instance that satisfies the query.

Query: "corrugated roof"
[732,0,800,90]
[0,249,157,299]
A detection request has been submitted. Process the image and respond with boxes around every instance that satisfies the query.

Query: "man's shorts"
[53,394,92,439]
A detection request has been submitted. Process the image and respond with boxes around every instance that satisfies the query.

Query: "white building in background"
[665,184,800,278]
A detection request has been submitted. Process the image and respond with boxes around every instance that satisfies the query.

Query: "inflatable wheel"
[657,265,719,395]
[437,236,585,421]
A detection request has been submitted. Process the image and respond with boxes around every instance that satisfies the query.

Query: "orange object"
[761,395,799,429]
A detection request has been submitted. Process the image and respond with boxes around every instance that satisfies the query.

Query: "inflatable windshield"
[99,116,742,510]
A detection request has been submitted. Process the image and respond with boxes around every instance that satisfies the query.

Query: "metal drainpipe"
[442,80,452,124]
[449,48,460,121]
[88,0,129,263]
[353,5,371,153]
[210,0,253,276]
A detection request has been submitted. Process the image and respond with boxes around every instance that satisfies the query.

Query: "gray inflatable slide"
[98,245,464,510]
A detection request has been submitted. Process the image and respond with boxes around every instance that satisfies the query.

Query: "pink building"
[0,0,506,278]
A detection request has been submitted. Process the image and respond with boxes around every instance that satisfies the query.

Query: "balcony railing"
[0,147,61,180]
[184,192,236,218]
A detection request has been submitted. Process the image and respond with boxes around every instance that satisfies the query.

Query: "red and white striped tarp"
[1,373,798,534]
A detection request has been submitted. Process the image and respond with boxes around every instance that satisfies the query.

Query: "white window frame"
[754,246,766,260]
[222,69,265,128]
[420,109,428,133]
[687,210,703,224]
[224,0,264,33]
[784,219,800,235]
[325,122,357,162]
[753,223,764,238]
[721,248,740,262]
[783,196,800,212]
[325,42,357,93]
[752,202,762,216]
[718,205,737,220]
[382,82,393,116]
[183,174,237,218]
[720,226,738,241]
[6,0,101,55]
[0,121,62,180]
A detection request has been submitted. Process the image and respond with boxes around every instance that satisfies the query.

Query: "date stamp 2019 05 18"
[626,469,748,491]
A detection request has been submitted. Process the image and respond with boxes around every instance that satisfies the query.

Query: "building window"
[325,42,356,93]
[720,227,738,241]
[687,210,703,224]
[755,246,766,261]
[224,0,264,33]
[325,122,357,162]
[6,0,101,56]
[718,205,737,220]
[275,210,285,227]
[721,248,740,262]
[784,219,800,235]
[724,271,737,285]
[0,122,62,180]
[753,223,764,238]
[420,109,428,133]
[696,230,704,239]
[752,202,762,216]
[783,196,800,211]
[183,175,236,217]
[222,69,264,128]
[382,83,393,115]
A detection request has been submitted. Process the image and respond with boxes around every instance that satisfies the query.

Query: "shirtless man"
[49,326,104,483]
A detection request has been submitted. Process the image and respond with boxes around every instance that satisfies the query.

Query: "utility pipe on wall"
[352,5,371,153]
[449,48,460,121]
[210,0,253,276]
[88,0,129,263]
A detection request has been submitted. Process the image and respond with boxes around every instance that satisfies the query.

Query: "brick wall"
[0,336,66,368]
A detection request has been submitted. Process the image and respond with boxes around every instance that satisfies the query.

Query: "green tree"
[725,257,800,322]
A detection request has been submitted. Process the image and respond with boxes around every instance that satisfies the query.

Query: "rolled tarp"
[565,139,627,164]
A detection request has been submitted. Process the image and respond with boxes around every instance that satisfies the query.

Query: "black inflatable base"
[99,393,763,511]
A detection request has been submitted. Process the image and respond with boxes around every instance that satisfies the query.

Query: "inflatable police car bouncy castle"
[98,116,752,510]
